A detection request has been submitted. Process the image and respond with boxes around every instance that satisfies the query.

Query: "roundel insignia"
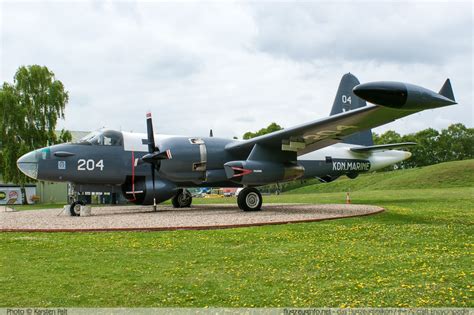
[0,191,6,200]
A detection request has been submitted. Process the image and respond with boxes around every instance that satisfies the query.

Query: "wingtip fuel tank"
[353,80,457,110]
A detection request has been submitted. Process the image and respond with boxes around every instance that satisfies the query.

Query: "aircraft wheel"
[172,189,192,208]
[237,187,262,211]
[69,200,85,216]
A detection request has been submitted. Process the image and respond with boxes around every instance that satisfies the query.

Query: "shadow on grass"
[351,197,456,206]
[356,207,468,227]
[371,210,438,225]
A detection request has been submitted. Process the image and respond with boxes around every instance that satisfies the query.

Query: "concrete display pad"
[0,204,384,232]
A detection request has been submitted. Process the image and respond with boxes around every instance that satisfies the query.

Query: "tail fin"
[331,73,373,146]
[438,78,455,102]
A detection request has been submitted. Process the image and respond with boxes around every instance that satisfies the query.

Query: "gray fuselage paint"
[28,132,410,205]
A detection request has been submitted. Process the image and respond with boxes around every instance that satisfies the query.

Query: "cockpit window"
[76,131,99,145]
[75,130,123,146]
[102,130,123,146]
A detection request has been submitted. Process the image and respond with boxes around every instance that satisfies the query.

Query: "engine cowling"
[156,136,207,184]
[122,177,177,205]
[224,160,304,186]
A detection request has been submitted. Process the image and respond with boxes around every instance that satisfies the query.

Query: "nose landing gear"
[69,200,85,216]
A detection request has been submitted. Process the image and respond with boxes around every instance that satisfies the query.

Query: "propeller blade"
[141,152,157,164]
[144,112,164,211]
[158,149,172,160]
[141,150,172,164]
[209,129,213,137]
[146,112,156,153]
[151,164,156,211]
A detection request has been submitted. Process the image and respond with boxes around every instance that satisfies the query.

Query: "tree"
[0,65,71,185]
[402,128,440,168]
[243,122,283,139]
[373,130,402,145]
[373,124,473,170]
[437,123,474,162]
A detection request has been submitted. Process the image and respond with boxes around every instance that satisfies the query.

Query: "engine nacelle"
[122,177,177,205]
[224,160,304,186]
[156,136,208,184]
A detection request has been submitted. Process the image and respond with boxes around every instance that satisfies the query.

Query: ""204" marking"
[77,159,104,171]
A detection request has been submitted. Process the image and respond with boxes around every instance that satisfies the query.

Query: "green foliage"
[58,129,72,143]
[373,123,473,169]
[243,122,283,139]
[438,123,474,161]
[0,65,70,184]
[372,130,402,144]
[402,128,440,168]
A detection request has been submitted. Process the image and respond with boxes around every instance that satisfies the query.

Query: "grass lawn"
[1,186,472,307]
[283,159,474,194]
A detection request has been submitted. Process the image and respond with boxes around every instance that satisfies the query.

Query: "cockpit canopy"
[76,130,123,146]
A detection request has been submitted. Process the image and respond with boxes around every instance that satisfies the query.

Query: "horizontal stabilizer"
[438,79,455,102]
[350,142,416,153]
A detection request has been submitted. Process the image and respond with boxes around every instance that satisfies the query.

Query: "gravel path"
[0,203,384,232]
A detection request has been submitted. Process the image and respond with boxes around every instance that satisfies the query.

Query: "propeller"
[140,112,172,211]
[209,129,213,137]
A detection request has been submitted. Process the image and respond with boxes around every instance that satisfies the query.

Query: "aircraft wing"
[226,105,413,156]
[225,79,456,157]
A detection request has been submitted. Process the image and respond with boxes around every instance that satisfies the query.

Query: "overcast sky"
[1,1,472,139]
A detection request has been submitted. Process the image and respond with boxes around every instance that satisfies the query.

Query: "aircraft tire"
[237,187,262,211]
[69,200,85,216]
[172,189,192,208]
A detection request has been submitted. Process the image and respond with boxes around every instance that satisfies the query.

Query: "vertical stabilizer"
[331,73,373,146]
[438,78,455,102]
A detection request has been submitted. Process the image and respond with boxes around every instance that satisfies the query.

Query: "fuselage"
[17,129,411,204]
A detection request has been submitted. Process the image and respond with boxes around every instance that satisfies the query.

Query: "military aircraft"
[17,73,456,215]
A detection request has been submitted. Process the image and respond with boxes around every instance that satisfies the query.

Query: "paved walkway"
[0,203,384,232]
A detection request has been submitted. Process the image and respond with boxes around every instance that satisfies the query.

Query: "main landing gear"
[172,189,192,208]
[237,187,262,211]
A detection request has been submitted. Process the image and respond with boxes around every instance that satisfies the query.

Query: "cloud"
[250,2,472,64]
[0,0,472,141]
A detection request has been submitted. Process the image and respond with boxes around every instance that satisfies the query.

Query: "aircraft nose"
[17,151,39,179]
